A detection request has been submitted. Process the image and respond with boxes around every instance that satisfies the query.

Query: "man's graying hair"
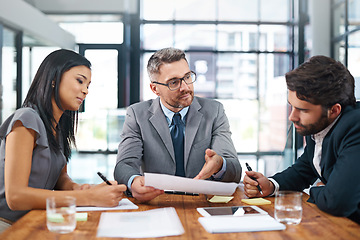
[147,47,187,81]
[286,55,356,110]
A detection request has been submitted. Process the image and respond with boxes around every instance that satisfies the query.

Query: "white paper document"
[76,198,138,212]
[96,207,185,238]
[198,215,286,233]
[144,172,238,196]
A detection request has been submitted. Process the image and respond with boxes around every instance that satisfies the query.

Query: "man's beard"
[166,91,194,109]
[293,111,331,136]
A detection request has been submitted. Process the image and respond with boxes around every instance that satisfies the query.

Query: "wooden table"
[1,186,359,240]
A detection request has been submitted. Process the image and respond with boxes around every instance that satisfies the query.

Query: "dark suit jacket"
[272,102,360,223]
[114,97,242,186]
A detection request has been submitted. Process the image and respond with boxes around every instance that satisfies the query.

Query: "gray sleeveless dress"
[0,107,66,223]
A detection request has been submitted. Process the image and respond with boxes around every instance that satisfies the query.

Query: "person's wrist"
[81,188,93,206]
[72,182,81,190]
[269,180,275,195]
[218,158,224,172]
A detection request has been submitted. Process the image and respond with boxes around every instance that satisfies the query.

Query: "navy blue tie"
[170,113,185,177]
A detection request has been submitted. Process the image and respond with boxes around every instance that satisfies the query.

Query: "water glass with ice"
[46,196,76,234]
[274,191,302,225]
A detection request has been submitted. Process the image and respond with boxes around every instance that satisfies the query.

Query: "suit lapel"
[319,136,329,183]
[184,97,203,169]
[307,137,321,177]
[148,98,176,162]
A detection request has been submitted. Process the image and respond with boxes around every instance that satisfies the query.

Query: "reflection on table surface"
[1,185,359,240]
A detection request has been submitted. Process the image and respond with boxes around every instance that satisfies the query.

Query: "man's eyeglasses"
[152,71,196,91]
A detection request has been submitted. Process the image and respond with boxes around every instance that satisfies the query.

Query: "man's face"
[150,59,194,112]
[288,90,331,136]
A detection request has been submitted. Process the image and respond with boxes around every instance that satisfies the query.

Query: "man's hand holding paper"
[131,176,164,201]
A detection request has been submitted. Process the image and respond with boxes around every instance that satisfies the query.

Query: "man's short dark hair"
[286,55,356,109]
[147,47,187,81]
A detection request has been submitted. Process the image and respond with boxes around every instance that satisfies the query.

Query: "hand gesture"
[194,149,223,180]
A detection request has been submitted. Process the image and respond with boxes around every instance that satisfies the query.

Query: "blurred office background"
[0,0,359,183]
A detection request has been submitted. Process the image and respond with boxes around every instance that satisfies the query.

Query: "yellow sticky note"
[208,196,234,203]
[241,198,271,205]
[76,212,88,221]
[47,213,64,223]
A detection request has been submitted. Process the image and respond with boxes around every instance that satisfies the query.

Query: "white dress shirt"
[269,114,340,194]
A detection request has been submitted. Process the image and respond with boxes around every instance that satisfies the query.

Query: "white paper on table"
[144,172,238,196]
[76,198,138,212]
[96,207,185,238]
[198,215,286,233]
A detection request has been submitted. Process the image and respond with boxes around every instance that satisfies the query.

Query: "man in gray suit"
[114,47,241,201]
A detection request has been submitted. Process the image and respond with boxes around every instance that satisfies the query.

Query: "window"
[140,0,298,177]
[332,0,360,100]
[1,27,17,122]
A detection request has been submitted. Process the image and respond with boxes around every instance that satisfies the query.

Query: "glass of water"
[274,191,302,225]
[46,196,76,234]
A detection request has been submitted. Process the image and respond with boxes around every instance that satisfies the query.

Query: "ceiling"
[23,0,137,15]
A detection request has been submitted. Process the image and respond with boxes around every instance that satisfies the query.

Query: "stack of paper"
[198,215,286,233]
[97,207,184,238]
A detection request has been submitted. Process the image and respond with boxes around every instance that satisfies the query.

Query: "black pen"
[164,190,199,196]
[97,172,112,185]
[245,163,263,195]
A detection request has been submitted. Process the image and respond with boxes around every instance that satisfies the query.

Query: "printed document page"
[97,207,184,238]
[144,172,238,195]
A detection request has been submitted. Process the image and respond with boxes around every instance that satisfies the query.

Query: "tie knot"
[172,113,182,125]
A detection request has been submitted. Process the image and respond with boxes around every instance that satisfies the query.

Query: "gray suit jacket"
[114,97,241,186]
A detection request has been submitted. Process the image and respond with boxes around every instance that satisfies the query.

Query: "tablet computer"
[197,205,267,217]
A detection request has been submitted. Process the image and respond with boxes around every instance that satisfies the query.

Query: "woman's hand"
[86,182,127,207]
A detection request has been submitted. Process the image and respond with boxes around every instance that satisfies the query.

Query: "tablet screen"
[198,206,266,217]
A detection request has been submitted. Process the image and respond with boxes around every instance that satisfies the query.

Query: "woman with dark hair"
[0,49,126,232]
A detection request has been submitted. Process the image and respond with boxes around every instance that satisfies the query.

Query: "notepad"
[47,213,64,223]
[241,198,271,205]
[47,212,88,222]
[76,198,138,211]
[76,212,88,221]
[208,196,234,203]
[198,215,286,233]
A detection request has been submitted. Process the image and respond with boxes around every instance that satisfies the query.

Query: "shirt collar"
[312,114,341,142]
[159,99,189,126]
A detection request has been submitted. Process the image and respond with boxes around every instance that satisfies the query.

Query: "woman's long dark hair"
[22,49,91,161]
